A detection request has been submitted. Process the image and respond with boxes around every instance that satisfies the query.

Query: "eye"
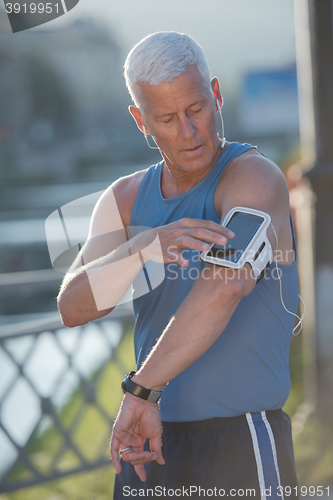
[191,106,203,115]
[160,115,174,124]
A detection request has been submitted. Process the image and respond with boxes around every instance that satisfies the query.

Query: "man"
[58,32,299,499]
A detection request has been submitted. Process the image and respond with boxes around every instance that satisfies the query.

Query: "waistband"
[162,409,285,432]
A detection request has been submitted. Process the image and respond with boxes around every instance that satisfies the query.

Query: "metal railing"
[0,307,135,493]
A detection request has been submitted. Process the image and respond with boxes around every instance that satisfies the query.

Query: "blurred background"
[0,0,332,498]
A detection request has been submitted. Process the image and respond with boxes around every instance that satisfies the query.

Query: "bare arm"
[57,177,143,327]
[132,264,254,390]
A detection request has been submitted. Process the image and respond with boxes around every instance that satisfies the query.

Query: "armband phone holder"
[200,207,273,283]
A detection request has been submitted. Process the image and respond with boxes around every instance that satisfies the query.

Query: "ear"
[129,106,152,135]
[211,77,223,111]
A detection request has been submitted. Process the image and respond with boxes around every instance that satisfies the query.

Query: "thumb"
[150,435,165,465]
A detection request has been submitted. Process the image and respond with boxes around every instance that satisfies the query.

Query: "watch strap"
[121,371,162,403]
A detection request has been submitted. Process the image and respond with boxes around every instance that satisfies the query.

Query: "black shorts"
[113,409,298,500]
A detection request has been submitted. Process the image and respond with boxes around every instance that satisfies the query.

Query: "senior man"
[58,32,299,499]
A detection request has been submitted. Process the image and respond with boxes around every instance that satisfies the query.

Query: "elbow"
[57,291,115,328]
[59,314,81,329]
[57,294,84,328]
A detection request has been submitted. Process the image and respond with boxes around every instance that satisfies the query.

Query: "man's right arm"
[57,172,235,328]
[57,172,146,327]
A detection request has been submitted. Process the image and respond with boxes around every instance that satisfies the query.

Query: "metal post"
[294,0,333,415]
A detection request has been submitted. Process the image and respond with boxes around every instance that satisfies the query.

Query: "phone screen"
[207,212,264,263]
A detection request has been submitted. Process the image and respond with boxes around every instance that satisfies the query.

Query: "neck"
[160,140,227,199]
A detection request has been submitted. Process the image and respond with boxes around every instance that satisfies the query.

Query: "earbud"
[216,99,221,112]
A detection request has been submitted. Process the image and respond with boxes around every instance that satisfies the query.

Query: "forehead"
[137,65,212,115]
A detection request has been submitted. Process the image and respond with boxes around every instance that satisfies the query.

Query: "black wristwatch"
[121,371,162,403]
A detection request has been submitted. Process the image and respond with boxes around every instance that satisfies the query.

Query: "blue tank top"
[130,142,299,421]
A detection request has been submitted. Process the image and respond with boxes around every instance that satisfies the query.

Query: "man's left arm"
[110,156,291,481]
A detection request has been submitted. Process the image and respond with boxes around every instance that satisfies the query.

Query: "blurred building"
[237,66,299,164]
[0,13,150,185]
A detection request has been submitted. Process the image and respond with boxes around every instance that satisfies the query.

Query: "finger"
[179,218,235,238]
[150,435,165,466]
[134,463,147,482]
[176,234,212,254]
[178,252,190,267]
[110,435,122,475]
[186,228,234,247]
[165,247,190,267]
[121,450,157,464]
[174,233,223,254]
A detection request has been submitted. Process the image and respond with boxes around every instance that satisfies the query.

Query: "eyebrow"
[155,111,175,119]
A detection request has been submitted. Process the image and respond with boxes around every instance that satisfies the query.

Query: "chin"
[182,151,216,171]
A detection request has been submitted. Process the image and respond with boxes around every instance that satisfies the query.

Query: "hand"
[110,393,165,482]
[140,218,234,267]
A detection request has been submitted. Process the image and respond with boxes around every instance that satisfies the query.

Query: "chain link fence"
[0,308,134,493]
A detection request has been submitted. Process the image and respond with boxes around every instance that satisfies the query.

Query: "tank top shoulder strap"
[130,161,163,227]
[206,142,257,185]
[204,142,258,222]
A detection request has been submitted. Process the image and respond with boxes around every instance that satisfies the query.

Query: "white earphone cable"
[143,125,159,150]
[216,100,226,148]
[270,221,305,335]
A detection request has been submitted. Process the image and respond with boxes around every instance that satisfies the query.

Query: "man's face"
[133,65,221,174]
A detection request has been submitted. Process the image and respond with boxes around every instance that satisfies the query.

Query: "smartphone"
[206,212,264,264]
[200,207,272,279]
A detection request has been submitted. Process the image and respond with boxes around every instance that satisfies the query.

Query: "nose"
[179,115,196,140]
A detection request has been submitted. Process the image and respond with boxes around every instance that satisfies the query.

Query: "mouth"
[183,145,203,154]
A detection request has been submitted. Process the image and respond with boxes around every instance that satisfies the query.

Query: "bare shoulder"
[94,169,148,228]
[216,148,289,216]
[112,169,148,225]
[224,148,288,193]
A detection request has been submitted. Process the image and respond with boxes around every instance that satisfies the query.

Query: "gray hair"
[124,31,212,106]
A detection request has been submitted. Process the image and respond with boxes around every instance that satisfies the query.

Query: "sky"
[30,0,297,90]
